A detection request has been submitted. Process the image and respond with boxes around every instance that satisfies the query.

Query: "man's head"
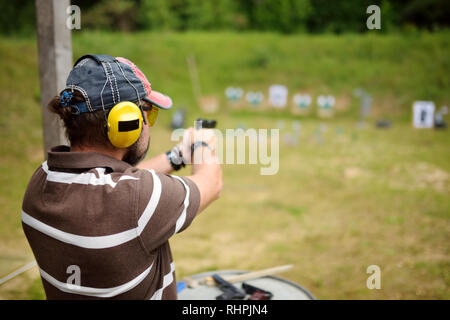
[48,54,172,165]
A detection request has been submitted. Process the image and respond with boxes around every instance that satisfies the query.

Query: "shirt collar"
[47,145,132,172]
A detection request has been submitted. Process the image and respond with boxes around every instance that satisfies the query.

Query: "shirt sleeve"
[134,169,201,253]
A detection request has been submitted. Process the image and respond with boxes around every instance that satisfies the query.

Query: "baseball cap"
[61,54,172,114]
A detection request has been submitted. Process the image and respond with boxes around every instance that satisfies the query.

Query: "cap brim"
[143,90,173,110]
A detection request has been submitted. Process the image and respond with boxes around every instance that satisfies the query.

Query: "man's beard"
[122,136,149,166]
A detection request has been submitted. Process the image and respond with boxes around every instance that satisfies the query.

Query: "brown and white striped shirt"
[21,146,200,299]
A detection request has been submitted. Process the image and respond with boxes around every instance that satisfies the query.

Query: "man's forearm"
[188,147,222,213]
[137,153,173,174]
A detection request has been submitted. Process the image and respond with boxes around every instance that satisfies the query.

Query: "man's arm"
[187,147,222,213]
[185,128,222,213]
[137,153,173,174]
[137,128,222,213]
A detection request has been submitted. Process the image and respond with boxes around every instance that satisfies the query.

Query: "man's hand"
[178,127,217,165]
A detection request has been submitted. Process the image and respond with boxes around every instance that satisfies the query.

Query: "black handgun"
[195,118,217,130]
[213,274,246,300]
[242,282,273,300]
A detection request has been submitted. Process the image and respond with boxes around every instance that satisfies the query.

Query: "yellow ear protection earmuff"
[107,101,143,148]
[106,101,159,148]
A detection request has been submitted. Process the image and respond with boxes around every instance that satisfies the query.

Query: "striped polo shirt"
[21,146,200,299]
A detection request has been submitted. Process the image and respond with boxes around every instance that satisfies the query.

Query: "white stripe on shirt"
[39,262,153,298]
[149,262,175,300]
[171,176,190,234]
[136,170,162,235]
[21,210,137,249]
[21,170,162,249]
[42,161,139,188]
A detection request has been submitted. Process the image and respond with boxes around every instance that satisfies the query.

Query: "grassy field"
[0,31,449,299]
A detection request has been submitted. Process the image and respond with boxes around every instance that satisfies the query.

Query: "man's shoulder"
[22,162,158,237]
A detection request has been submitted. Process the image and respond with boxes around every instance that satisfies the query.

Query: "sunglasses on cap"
[142,104,159,127]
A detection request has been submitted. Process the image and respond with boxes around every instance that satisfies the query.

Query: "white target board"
[269,85,288,108]
[293,94,312,109]
[225,87,243,102]
[317,95,335,109]
[413,101,435,128]
[246,91,264,107]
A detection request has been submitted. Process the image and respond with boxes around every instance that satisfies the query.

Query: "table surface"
[178,270,315,300]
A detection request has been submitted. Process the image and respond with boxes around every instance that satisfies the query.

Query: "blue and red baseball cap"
[61,54,172,114]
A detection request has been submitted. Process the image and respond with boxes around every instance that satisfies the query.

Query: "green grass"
[0,31,449,299]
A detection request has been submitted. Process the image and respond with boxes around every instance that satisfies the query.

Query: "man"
[21,54,222,299]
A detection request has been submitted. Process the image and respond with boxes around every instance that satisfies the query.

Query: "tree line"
[1,0,449,35]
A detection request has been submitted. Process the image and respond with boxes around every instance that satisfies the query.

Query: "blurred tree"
[381,0,396,33]
[288,0,312,32]
[0,0,35,35]
[82,0,137,31]
[307,0,378,33]
[185,0,237,30]
[186,0,216,30]
[400,0,450,31]
[166,0,190,31]
[213,0,239,30]
[240,0,311,33]
[137,0,175,30]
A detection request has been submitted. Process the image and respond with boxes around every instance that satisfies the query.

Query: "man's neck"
[70,145,125,161]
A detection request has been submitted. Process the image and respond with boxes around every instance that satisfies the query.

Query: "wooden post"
[35,0,72,157]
